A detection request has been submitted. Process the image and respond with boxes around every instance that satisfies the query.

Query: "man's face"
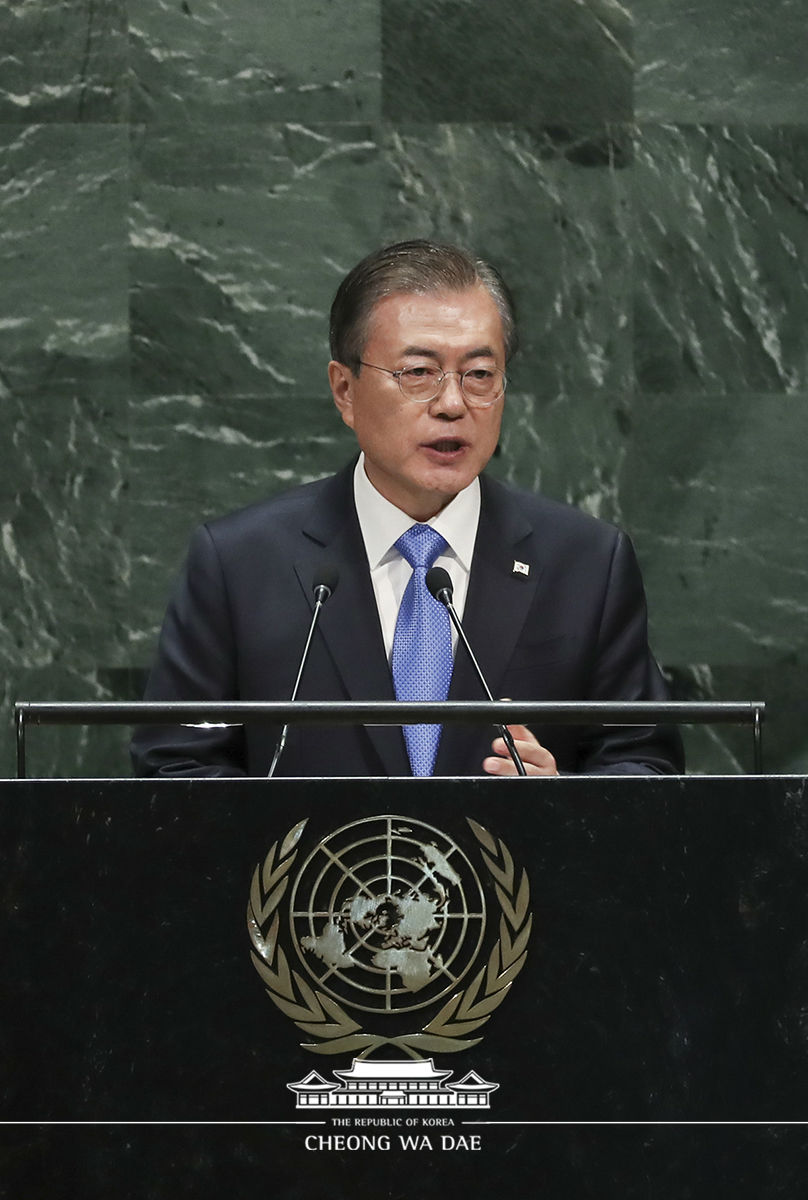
[329,286,506,521]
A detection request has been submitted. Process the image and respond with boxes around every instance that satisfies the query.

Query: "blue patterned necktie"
[391,524,454,776]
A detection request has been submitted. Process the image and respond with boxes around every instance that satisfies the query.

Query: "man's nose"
[430,372,466,414]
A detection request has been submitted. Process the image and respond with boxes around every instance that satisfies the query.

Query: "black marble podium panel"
[3,775,808,1194]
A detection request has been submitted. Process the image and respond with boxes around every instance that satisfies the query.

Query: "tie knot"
[395,524,447,571]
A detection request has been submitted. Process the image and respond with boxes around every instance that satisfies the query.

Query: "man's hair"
[329,239,518,371]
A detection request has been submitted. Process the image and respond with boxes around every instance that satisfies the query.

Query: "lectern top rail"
[14,700,765,778]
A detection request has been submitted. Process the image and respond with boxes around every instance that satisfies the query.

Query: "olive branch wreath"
[247,816,532,1060]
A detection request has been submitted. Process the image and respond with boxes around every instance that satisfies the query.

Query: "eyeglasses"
[358,361,506,407]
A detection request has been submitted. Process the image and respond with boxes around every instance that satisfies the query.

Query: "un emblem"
[247,814,532,1062]
[290,816,486,1014]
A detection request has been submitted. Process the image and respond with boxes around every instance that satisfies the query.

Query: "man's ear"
[329,360,356,429]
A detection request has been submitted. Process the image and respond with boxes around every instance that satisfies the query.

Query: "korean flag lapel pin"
[512,559,530,578]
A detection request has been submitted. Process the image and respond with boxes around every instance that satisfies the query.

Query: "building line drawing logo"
[247,814,531,1108]
[287,1058,499,1109]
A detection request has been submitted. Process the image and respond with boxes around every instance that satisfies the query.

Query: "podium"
[3,773,808,1194]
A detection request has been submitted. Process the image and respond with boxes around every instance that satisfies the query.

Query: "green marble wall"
[1,1,806,777]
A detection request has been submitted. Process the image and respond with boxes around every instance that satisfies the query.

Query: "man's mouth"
[425,438,465,454]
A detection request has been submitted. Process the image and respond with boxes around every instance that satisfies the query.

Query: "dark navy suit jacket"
[130,463,684,777]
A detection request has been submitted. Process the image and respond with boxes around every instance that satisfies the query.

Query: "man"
[131,240,683,778]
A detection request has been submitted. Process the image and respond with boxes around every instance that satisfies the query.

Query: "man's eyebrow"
[399,345,497,361]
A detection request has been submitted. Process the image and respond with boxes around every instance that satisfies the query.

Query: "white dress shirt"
[352,453,481,661]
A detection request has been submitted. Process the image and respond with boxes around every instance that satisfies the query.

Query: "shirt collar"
[353,453,480,571]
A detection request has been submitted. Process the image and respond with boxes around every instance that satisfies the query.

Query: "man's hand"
[482,723,559,776]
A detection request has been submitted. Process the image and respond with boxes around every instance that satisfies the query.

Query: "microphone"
[267,565,339,778]
[426,567,527,777]
[313,563,339,605]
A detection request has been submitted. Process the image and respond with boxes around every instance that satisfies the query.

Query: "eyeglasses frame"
[357,360,506,408]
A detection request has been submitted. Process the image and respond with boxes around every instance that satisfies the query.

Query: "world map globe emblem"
[289,816,487,1014]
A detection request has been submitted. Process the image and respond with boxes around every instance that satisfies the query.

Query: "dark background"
[3,775,808,1194]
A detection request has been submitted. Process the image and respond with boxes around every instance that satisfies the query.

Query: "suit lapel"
[293,464,409,776]
[291,466,545,777]
[435,475,543,775]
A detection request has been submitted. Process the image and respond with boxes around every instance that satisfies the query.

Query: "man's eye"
[403,366,437,379]
[465,369,494,380]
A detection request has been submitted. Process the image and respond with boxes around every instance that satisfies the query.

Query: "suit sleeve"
[577,531,685,775]
[130,524,247,777]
